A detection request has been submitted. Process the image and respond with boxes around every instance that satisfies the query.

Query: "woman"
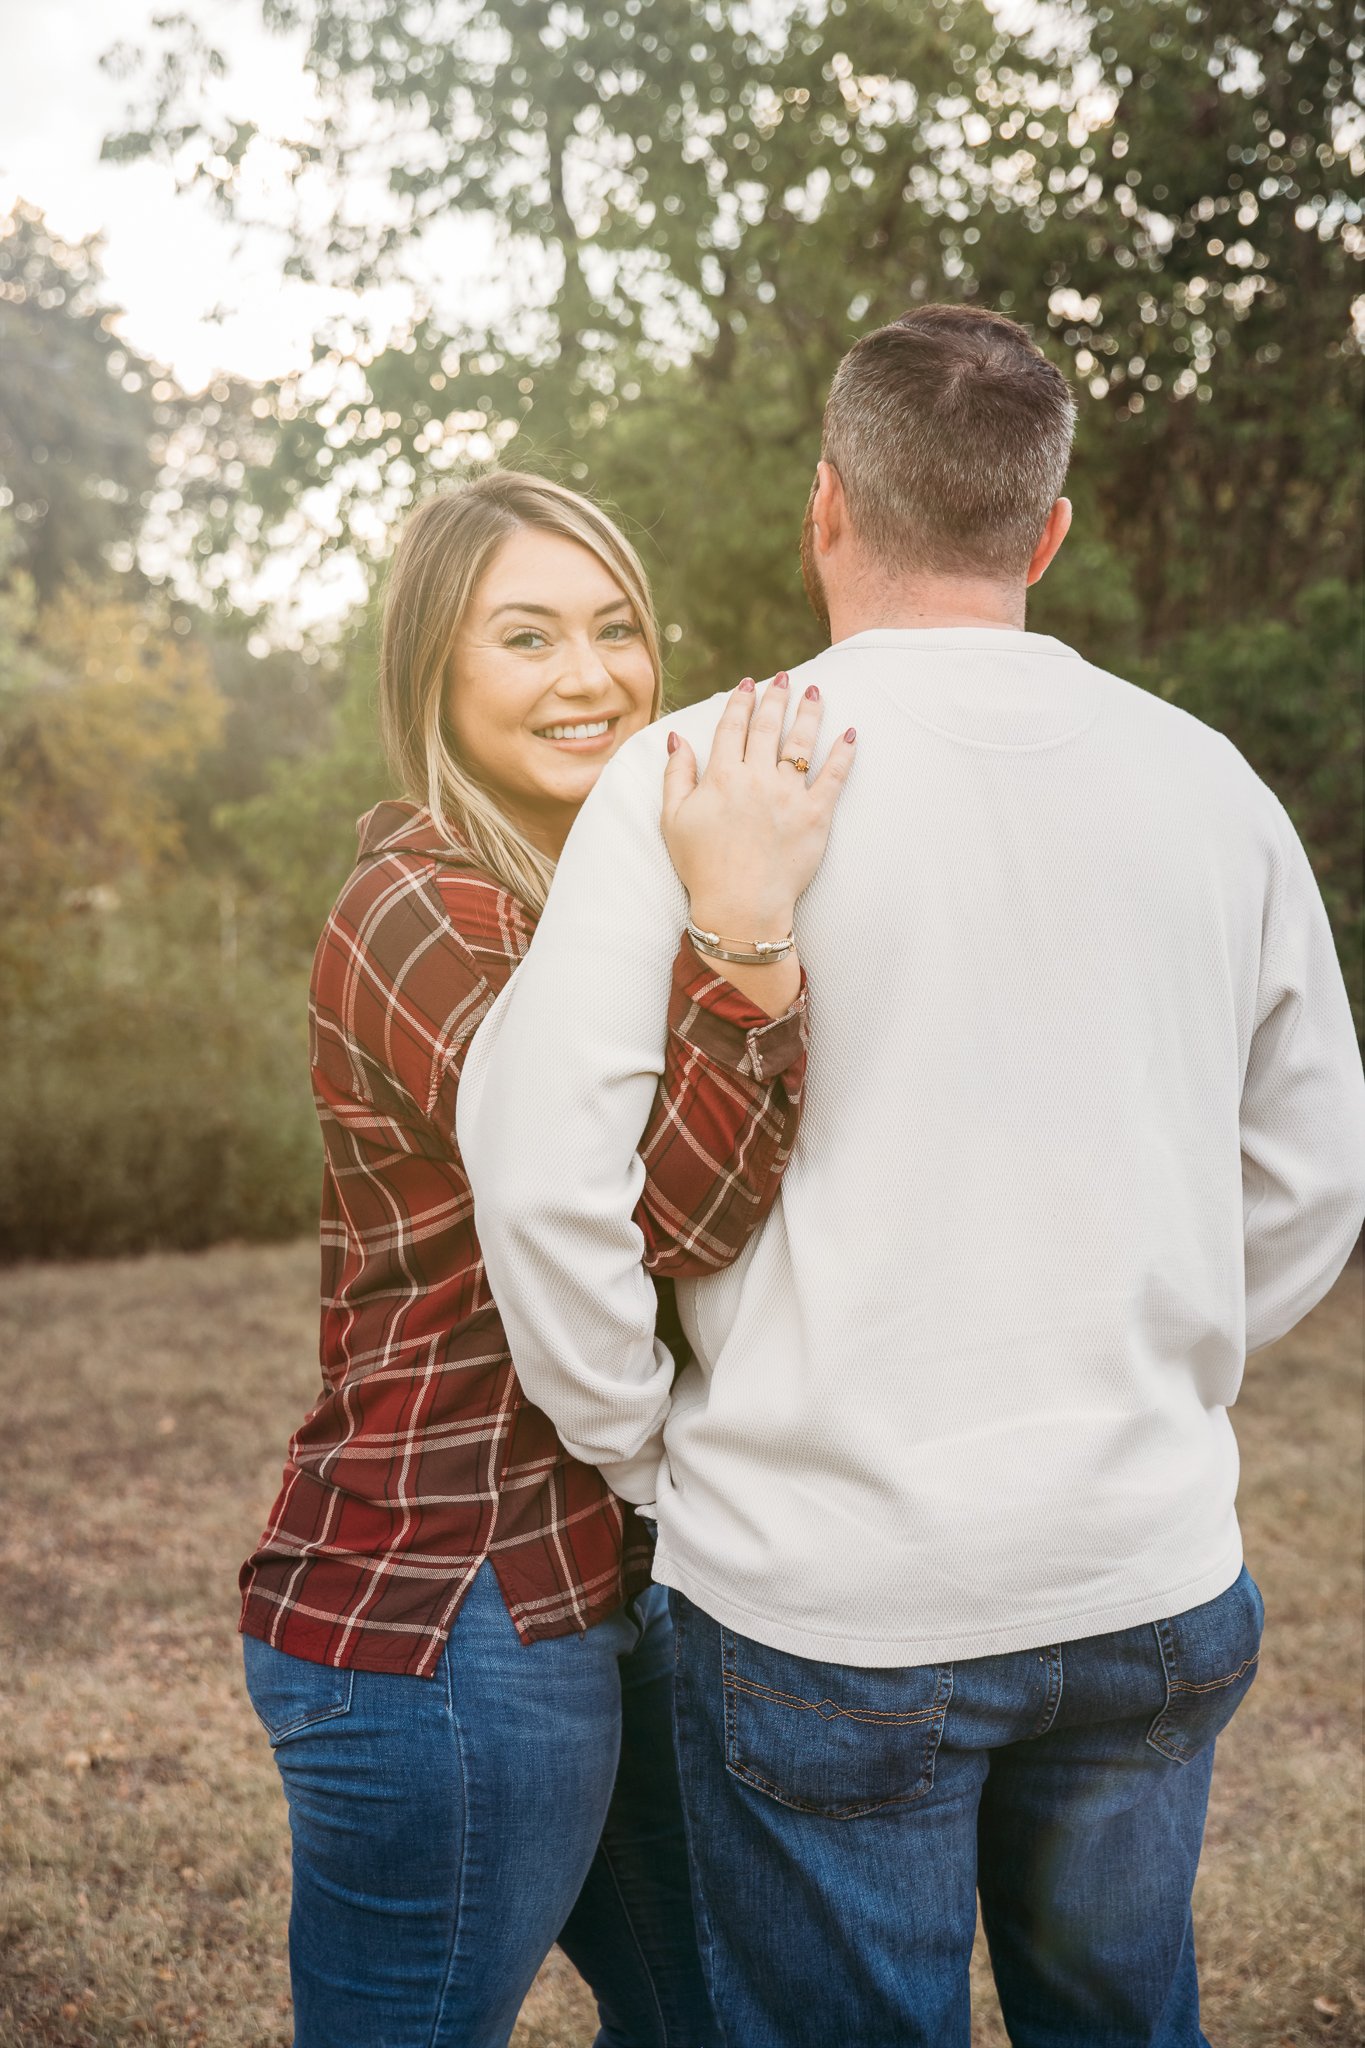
[239,471,852,2048]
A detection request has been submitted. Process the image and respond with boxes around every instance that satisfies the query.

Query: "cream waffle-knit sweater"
[458,628,1365,1664]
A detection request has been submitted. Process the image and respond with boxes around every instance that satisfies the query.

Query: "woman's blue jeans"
[243,1562,717,2048]
[671,1566,1265,2048]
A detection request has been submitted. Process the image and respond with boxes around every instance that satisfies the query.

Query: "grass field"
[0,1242,1360,2047]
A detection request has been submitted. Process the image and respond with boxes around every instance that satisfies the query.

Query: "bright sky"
[0,0,497,394]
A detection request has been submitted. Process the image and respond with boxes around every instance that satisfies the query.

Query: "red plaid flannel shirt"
[239,802,808,1677]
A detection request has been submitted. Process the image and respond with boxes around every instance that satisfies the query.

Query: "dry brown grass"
[0,1243,1359,2048]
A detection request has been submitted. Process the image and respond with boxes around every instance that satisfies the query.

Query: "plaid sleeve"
[635,935,809,1278]
[311,865,510,1135]
[425,871,533,1133]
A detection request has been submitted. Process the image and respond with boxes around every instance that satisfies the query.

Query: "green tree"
[0,203,167,600]
[1133,578,1363,1029]
[104,0,1361,653]
[216,615,389,955]
[102,0,1082,613]
[994,0,1364,638]
[0,551,224,987]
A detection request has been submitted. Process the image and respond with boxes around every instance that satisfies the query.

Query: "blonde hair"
[379,471,664,915]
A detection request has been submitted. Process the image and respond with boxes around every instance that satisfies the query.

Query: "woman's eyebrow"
[487,599,630,620]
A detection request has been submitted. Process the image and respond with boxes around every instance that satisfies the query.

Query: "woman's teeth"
[537,720,613,740]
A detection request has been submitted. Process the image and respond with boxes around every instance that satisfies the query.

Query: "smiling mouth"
[533,718,618,742]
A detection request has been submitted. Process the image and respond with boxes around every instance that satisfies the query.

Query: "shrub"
[1131,580,1362,1035]
[0,917,320,1260]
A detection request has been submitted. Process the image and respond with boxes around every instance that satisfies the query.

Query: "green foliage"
[1132,579,1364,1030]
[0,522,373,1256]
[0,888,320,1260]
[0,536,227,1027]
[0,204,164,600]
[215,619,388,952]
[104,0,1362,642]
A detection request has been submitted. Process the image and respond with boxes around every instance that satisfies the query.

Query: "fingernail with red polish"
[805,684,820,700]
[773,671,789,688]
[667,731,680,754]
[845,727,857,742]
[739,677,755,692]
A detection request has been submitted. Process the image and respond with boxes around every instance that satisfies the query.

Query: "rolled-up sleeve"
[635,936,808,1277]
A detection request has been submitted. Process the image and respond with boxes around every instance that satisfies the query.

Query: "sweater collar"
[826,627,1080,659]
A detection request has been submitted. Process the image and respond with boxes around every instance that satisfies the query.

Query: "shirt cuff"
[598,1442,666,1507]
[669,935,809,1085]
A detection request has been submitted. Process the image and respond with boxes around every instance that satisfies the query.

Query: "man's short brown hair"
[821,305,1075,579]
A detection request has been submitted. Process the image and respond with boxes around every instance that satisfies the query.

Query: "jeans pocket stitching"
[721,1640,952,1819]
[725,1673,942,1728]
[723,1752,939,1821]
[1146,1576,1262,1764]
[253,1668,355,1747]
[1167,1652,1260,1695]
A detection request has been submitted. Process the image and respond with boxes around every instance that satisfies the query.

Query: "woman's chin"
[526,736,629,794]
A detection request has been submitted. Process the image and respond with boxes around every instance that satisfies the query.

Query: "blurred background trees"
[2,0,1360,1256]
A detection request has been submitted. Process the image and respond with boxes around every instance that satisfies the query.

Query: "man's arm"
[1242,798,1365,1354]
[456,721,701,1504]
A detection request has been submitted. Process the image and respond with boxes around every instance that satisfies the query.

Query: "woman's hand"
[660,673,856,1016]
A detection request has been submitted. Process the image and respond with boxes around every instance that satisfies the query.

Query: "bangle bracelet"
[686,919,795,965]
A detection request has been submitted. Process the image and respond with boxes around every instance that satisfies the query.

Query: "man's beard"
[799,481,830,636]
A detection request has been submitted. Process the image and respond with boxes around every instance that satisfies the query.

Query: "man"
[457,306,1365,2046]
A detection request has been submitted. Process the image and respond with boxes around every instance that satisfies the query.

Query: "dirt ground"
[0,1242,1359,2047]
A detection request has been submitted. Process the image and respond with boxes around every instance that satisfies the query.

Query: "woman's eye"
[600,620,640,641]
[506,629,548,649]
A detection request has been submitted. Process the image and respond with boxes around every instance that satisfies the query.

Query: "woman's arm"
[633,935,807,1277]
[633,674,852,1275]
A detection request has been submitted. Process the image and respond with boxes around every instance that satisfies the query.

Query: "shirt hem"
[237,1547,652,1677]
[650,1537,1245,1667]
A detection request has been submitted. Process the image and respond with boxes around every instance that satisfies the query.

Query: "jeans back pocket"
[721,1627,952,1820]
[242,1632,355,1747]
[1147,1565,1264,1764]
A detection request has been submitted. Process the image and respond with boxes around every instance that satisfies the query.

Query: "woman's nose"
[554,640,615,697]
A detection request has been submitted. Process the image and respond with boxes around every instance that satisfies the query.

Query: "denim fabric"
[244,1562,717,2048]
[671,1567,1263,2048]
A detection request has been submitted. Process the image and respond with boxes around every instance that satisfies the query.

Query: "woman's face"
[446,526,656,856]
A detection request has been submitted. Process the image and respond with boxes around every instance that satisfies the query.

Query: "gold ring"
[780,755,811,774]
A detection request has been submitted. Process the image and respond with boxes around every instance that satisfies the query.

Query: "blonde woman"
[238,472,856,2047]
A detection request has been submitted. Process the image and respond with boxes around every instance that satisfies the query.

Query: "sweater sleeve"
[456,721,715,1504]
[1241,798,1365,1354]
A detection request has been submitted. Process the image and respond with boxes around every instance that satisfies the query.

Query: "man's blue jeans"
[243,1562,717,2048]
[671,1566,1263,2048]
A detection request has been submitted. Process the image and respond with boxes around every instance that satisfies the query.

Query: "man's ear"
[812,460,846,555]
[1026,497,1072,586]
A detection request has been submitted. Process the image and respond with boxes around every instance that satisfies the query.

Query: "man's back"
[461,625,1365,1666]
[652,624,1365,1662]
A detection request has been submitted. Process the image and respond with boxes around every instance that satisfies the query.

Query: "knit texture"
[459,628,1365,1664]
